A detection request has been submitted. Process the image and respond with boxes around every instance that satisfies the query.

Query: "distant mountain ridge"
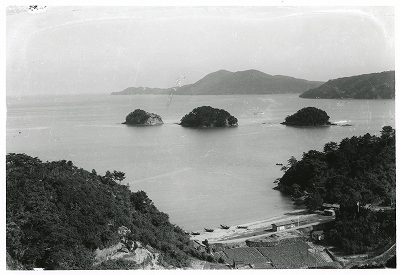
[112,69,324,95]
[299,71,395,99]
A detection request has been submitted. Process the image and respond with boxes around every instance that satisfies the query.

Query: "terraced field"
[257,242,326,268]
[219,241,336,269]
[213,251,230,264]
[222,247,268,265]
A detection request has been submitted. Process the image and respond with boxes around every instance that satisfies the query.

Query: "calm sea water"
[6,94,395,230]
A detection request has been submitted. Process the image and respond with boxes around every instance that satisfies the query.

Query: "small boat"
[191,231,201,235]
[204,228,214,232]
[220,224,230,229]
[237,225,248,229]
[276,163,283,166]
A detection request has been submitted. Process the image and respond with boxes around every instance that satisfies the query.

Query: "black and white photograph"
[4,1,396,270]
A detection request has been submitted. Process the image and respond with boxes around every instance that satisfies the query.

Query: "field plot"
[222,247,269,265]
[213,251,230,264]
[256,242,328,268]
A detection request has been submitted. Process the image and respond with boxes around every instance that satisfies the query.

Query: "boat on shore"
[220,224,230,229]
[237,225,248,229]
[204,228,214,232]
[191,231,201,235]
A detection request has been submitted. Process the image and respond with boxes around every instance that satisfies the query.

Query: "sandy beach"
[190,209,333,244]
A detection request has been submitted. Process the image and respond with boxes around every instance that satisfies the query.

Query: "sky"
[5,3,396,96]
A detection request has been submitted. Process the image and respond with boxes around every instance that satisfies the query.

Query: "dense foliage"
[328,208,396,255]
[6,154,207,270]
[278,126,396,254]
[351,255,396,268]
[180,106,238,127]
[282,107,331,126]
[300,70,395,99]
[124,109,151,125]
[278,126,395,206]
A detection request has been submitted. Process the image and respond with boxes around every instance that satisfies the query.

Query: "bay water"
[6,93,395,230]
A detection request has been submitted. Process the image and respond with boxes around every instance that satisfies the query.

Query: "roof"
[234,260,245,264]
[272,220,296,227]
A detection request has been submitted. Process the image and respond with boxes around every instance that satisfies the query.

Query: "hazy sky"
[6,5,395,96]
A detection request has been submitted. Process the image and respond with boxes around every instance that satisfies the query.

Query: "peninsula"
[299,71,395,99]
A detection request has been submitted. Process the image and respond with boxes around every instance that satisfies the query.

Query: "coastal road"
[190,211,335,244]
[211,218,334,244]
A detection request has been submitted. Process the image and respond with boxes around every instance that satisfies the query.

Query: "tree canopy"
[180,106,238,127]
[328,208,395,255]
[282,107,331,126]
[124,109,150,125]
[278,126,395,207]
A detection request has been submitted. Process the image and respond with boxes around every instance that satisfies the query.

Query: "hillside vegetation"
[279,126,395,207]
[278,126,396,254]
[299,71,395,99]
[112,69,323,95]
[6,154,215,270]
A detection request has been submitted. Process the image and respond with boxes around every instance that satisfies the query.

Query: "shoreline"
[190,208,314,243]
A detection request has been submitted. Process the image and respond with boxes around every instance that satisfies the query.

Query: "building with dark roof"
[271,220,296,232]
[311,230,324,241]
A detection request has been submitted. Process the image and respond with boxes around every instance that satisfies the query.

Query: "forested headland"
[6,154,218,270]
[278,126,396,255]
[299,71,395,99]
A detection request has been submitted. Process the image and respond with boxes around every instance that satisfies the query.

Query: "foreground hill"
[299,71,395,99]
[6,154,219,270]
[112,70,323,95]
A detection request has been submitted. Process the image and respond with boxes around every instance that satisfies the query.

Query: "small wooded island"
[281,107,333,126]
[180,106,238,127]
[123,109,163,126]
